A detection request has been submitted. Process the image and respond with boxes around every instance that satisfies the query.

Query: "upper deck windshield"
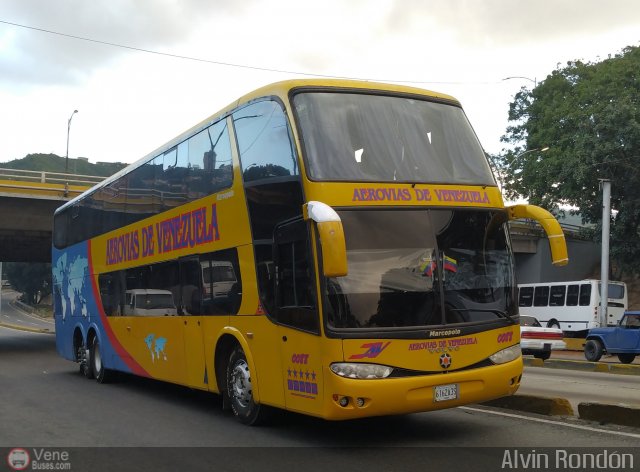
[293,91,494,185]
[325,209,516,330]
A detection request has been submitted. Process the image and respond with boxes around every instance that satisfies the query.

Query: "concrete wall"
[515,237,600,284]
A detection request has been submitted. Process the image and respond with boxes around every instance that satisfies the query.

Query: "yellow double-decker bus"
[52,79,568,425]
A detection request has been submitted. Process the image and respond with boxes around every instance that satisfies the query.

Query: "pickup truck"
[584,311,640,364]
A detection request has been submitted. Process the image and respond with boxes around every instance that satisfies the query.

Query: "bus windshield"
[293,92,494,185]
[325,209,516,329]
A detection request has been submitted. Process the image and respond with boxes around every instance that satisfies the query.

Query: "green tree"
[1,153,126,177]
[499,46,640,277]
[5,262,51,305]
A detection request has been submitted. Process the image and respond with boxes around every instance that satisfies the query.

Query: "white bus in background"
[517,279,627,335]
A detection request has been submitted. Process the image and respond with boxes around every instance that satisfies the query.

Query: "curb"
[563,338,584,351]
[482,394,640,427]
[578,403,640,428]
[483,394,574,416]
[523,357,640,376]
[0,321,51,334]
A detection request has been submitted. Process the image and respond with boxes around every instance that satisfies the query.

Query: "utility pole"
[599,179,611,327]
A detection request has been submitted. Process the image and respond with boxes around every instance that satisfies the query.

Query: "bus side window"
[199,249,242,316]
[188,119,234,199]
[518,287,533,307]
[549,285,566,307]
[566,284,579,306]
[255,244,275,315]
[274,219,319,333]
[533,286,549,307]
[233,100,298,183]
[579,284,591,306]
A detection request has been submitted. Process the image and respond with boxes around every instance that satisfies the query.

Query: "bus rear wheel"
[90,336,113,383]
[78,342,94,379]
[584,339,604,362]
[226,346,266,425]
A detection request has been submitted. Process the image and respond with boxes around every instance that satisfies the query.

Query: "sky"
[1,0,639,168]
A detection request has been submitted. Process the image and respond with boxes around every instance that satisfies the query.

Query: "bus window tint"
[126,161,157,224]
[605,283,626,299]
[533,286,549,307]
[579,284,591,306]
[199,249,242,315]
[188,119,233,198]
[293,92,494,185]
[233,100,298,182]
[566,284,579,306]
[162,147,187,208]
[519,287,533,307]
[325,209,515,329]
[274,219,318,333]
[549,285,566,307]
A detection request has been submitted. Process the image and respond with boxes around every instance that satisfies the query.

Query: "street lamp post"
[65,110,78,174]
[502,76,537,87]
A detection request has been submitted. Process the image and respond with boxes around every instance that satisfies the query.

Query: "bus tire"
[617,353,636,364]
[547,320,560,330]
[91,336,113,384]
[226,345,266,425]
[584,339,603,362]
[80,342,94,380]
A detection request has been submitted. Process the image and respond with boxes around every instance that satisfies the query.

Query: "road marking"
[461,406,640,439]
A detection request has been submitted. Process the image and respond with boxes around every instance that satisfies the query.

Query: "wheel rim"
[230,359,252,407]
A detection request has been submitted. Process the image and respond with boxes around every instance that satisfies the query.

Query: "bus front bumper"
[320,357,523,420]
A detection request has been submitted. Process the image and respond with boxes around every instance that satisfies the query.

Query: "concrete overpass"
[510,220,600,283]
[0,168,103,262]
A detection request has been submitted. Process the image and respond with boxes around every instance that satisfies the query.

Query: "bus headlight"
[330,363,393,379]
[489,345,521,364]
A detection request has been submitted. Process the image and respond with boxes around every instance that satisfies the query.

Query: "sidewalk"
[523,337,640,375]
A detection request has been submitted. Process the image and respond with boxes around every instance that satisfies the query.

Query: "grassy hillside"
[0,153,126,178]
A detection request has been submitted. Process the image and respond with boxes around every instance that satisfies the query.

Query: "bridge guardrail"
[510,219,590,240]
[0,168,105,187]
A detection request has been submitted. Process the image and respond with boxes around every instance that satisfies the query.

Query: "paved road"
[1,327,638,470]
[0,289,53,332]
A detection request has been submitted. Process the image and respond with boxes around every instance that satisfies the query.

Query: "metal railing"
[510,219,592,240]
[0,167,105,187]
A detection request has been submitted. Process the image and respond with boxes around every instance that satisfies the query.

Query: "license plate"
[434,383,459,402]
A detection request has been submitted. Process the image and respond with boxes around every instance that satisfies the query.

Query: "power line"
[0,18,496,86]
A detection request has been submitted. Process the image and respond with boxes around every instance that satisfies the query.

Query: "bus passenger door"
[179,257,208,389]
[274,219,324,416]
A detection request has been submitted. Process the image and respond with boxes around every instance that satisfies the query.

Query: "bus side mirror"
[507,204,569,266]
[304,201,348,278]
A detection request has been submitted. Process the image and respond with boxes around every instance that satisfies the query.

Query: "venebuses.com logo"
[6,448,71,470]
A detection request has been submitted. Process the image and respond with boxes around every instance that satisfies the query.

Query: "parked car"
[123,289,178,316]
[520,315,567,360]
[584,311,640,364]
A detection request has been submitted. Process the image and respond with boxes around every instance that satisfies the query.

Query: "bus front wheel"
[584,339,604,362]
[226,346,266,425]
